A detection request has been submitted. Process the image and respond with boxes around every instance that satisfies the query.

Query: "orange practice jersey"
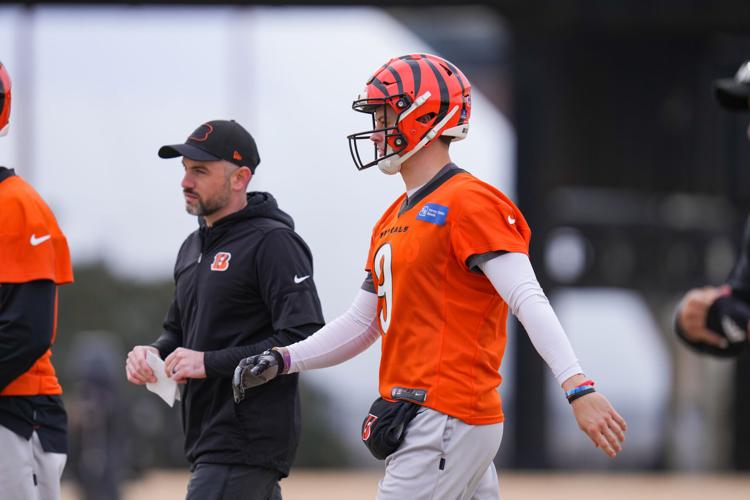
[366,168,531,425]
[0,173,73,396]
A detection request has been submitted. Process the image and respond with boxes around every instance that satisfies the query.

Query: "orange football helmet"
[347,53,471,174]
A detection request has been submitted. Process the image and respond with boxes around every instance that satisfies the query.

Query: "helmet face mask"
[347,54,471,174]
[0,62,10,137]
[348,95,410,174]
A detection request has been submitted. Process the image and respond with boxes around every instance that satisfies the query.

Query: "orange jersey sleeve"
[0,176,73,285]
[449,182,531,270]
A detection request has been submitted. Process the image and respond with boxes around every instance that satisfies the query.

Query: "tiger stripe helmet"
[0,61,10,137]
[347,53,471,174]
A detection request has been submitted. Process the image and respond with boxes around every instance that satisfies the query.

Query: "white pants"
[0,426,67,500]
[377,408,503,500]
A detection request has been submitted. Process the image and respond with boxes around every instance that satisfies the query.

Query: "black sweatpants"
[186,463,282,500]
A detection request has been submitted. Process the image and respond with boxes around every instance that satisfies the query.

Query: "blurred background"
[2,0,750,498]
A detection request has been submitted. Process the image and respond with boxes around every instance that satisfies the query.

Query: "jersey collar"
[0,167,15,184]
[398,163,466,217]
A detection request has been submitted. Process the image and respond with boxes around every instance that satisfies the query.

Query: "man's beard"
[185,184,231,217]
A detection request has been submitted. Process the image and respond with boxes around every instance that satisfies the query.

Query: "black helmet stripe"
[385,65,404,96]
[420,54,450,121]
[399,55,422,97]
[0,64,5,117]
[440,58,467,124]
[367,62,389,85]
[370,77,389,98]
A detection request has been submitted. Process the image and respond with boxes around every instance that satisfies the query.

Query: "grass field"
[61,470,750,499]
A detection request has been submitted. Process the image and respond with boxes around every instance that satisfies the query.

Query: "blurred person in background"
[675,61,750,356]
[0,60,74,500]
[67,332,123,500]
[234,53,627,500]
[125,120,325,500]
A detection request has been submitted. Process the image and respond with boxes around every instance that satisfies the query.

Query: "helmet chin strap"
[377,146,402,175]
[378,105,459,176]
[0,124,8,137]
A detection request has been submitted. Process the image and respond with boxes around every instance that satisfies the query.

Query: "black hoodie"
[152,191,324,475]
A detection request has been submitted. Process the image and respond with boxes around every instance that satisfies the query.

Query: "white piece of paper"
[145,350,181,407]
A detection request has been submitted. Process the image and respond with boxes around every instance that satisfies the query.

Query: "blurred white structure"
[546,288,671,469]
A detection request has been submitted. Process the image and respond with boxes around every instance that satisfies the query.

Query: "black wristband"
[567,388,596,404]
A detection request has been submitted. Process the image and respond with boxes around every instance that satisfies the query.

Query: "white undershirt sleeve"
[285,288,380,374]
[478,252,583,385]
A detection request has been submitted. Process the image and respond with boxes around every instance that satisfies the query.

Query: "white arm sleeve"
[286,288,380,374]
[478,252,583,385]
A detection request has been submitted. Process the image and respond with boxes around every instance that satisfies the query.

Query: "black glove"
[232,349,285,403]
[704,296,750,357]
[677,295,750,358]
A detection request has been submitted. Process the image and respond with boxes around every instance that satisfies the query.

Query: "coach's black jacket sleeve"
[729,216,750,304]
[203,323,320,378]
[151,298,183,360]
[0,280,56,391]
[203,229,324,378]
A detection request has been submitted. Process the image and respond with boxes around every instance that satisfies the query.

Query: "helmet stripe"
[439,58,468,124]
[399,55,422,97]
[0,63,7,128]
[369,76,389,98]
[420,54,449,122]
[367,62,389,85]
[385,65,404,96]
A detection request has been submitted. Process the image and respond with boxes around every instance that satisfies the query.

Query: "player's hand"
[677,285,731,348]
[126,345,160,385]
[164,347,206,383]
[570,392,627,458]
[232,349,284,403]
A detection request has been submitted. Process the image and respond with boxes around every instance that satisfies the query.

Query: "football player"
[233,53,627,500]
[0,60,74,499]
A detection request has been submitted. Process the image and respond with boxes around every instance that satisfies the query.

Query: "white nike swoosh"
[507,215,516,225]
[294,274,310,284]
[721,316,746,344]
[30,234,51,246]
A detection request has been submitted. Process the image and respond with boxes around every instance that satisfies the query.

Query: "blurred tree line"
[53,262,352,489]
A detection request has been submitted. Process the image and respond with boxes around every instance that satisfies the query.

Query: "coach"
[125,120,324,500]
[675,62,750,356]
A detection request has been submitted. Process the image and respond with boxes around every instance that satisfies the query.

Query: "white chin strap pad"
[0,124,8,137]
[378,156,402,175]
[377,145,403,175]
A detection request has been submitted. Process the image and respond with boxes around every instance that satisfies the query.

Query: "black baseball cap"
[158,119,261,172]
[714,61,750,111]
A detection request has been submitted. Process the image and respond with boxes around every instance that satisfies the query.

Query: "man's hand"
[125,345,159,385]
[164,347,206,383]
[232,349,284,403]
[562,375,626,458]
[570,392,627,458]
[677,285,731,348]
